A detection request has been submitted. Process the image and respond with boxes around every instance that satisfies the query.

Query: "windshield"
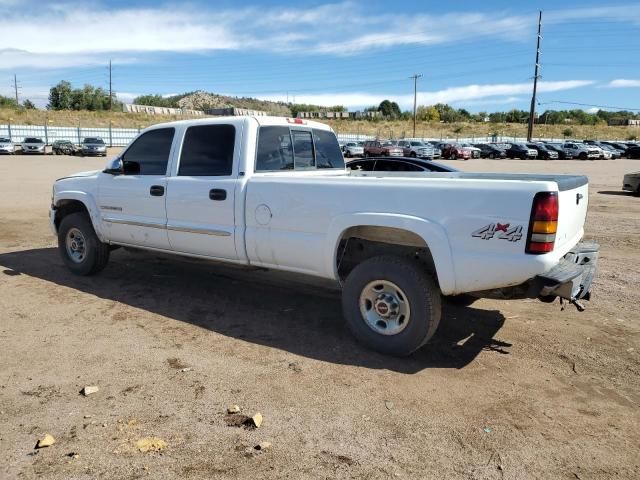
[0,138,10,142]
[24,138,43,143]
[83,137,104,144]
[410,141,426,146]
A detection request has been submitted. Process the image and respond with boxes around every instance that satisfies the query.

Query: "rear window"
[256,126,344,171]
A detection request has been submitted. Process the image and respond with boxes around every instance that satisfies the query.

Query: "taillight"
[526,192,558,254]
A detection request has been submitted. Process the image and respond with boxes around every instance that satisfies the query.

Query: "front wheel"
[345,151,352,158]
[58,212,110,275]
[342,255,441,356]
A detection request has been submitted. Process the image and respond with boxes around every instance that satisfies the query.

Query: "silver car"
[396,140,438,159]
[0,137,15,154]
[21,137,46,155]
[81,137,107,157]
[342,141,364,158]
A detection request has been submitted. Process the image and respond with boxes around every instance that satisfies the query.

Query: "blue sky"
[1,0,639,113]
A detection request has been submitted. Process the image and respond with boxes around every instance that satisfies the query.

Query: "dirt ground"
[1,152,639,480]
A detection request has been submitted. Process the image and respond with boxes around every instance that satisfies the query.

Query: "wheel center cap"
[375,301,390,316]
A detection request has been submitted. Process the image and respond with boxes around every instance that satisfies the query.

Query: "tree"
[0,95,18,108]
[378,99,394,117]
[416,105,440,122]
[133,94,178,108]
[562,128,574,138]
[48,81,73,110]
[23,99,36,109]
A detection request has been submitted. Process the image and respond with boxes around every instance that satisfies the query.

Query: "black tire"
[345,151,352,158]
[445,294,477,307]
[579,152,587,160]
[342,255,441,356]
[57,212,110,275]
[410,151,417,158]
[489,153,495,159]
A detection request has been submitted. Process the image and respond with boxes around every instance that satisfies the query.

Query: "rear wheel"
[488,153,495,159]
[579,152,587,160]
[342,255,441,356]
[58,212,110,275]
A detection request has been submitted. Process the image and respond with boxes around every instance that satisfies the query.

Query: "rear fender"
[326,213,456,294]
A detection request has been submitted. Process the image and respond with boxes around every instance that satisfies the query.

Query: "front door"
[98,127,175,250]
[165,123,239,259]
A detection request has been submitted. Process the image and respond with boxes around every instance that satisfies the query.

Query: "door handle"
[209,189,227,201]
[150,185,165,196]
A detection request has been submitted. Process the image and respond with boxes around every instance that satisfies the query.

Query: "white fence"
[1,123,622,148]
[0,124,140,147]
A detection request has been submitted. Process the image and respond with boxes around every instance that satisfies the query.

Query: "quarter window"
[122,128,175,175]
[178,125,235,176]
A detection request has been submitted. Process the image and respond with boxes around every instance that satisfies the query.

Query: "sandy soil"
[0,153,639,479]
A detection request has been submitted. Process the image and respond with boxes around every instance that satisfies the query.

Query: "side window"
[256,126,294,171]
[178,124,235,176]
[375,160,422,172]
[122,128,175,175]
[292,130,315,168]
[348,160,375,171]
[313,129,345,169]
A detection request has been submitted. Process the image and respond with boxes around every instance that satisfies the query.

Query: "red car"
[363,140,403,157]
[440,143,472,160]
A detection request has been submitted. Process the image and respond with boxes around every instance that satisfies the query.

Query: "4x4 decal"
[472,223,523,242]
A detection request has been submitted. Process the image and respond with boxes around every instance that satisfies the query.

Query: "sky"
[1,0,639,113]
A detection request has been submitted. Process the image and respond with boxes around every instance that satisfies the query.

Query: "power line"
[541,100,640,111]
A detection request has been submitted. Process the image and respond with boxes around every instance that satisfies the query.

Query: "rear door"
[164,122,241,259]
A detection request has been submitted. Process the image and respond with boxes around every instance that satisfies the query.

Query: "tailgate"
[555,181,589,253]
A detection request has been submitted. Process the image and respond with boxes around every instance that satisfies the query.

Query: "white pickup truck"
[50,116,599,356]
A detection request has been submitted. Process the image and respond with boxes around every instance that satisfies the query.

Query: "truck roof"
[141,115,332,132]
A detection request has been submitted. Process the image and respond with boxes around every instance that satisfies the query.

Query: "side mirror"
[103,158,123,175]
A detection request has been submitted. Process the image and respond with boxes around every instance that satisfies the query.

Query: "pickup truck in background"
[563,142,600,160]
[50,116,599,356]
[363,140,403,157]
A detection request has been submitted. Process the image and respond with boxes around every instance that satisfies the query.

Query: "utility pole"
[527,11,542,142]
[410,73,422,138]
[108,59,113,111]
[13,74,19,104]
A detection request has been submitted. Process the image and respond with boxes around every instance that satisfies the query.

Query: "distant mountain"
[135,90,292,116]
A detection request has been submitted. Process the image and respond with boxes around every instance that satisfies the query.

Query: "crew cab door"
[98,127,175,249]
[165,122,240,260]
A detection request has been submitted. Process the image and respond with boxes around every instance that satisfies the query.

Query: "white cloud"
[253,80,594,109]
[1,1,638,70]
[606,79,640,88]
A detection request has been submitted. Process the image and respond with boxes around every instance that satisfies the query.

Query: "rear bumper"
[534,242,599,301]
[472,242,599,306]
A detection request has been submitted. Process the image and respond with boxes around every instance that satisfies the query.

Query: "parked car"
[21,137,46,155]
[627,145,640,159]
[395,140,438,159]
[342,142,364,158]
[363,140,403,157]
[346,157,458,172]
[562,142,600,160]
[598,143,621,159]
[52,140,80,155]
[473,143,506,159]
[50,116,598,356]
[505,143,538,159]
[440,143,472,160]
[545,143,574,159]
[622,171,640,195]
[458,143,481,159]
[602,142,630,156]
[526,143,558,160]
[81,137,107,157]
[0,137,15,154]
